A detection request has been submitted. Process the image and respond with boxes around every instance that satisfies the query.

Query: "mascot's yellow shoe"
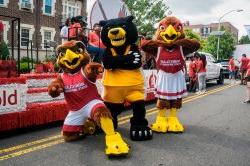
[151,116,168,133]
[166,117,184,133]
[105,132,129,156]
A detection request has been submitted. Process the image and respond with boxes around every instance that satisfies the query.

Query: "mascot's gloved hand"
[85,62,103,75]
[126,51,141,64]
[173,38,200,54]
[48,80,64,98]
[84,62,103,82]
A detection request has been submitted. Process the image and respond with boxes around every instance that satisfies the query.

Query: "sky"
[87,0,250,39]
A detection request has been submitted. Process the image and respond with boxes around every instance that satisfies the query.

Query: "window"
[22,0,30,3]
[0,0,9,7]
[43,0,55,16]
[44,0,52,14]
[62,0,81,20]
[21,28,30,47]
[192,28,200,33]
[44,31,52,48]
[40,27,56,49]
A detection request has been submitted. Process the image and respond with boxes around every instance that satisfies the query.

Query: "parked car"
[217,59,240,79]
[217,59,229,78]
[186,52,224,85]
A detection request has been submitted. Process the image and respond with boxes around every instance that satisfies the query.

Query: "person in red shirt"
[188,55,197,92]
[86,23,105,63]
[240,54,250,85]
[88,23,105,48]
[68,17,83,41]
[195,52,207,94]
[228,55,236,84]
[244,61,250,103]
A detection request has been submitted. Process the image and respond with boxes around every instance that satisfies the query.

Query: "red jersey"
[247,62,250,77]
[188,61,196,77]
[61,69,101,111]
[69,23,82,39]
[240,57,250,70]
[88,32,105,48]
[228,58,236,71]
[156,46,185,74]
[197,60,206,73]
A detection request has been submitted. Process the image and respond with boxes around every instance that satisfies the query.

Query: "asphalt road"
[0,80,250,166]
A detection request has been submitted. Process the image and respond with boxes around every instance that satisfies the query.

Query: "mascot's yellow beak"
[160,25,181,44]
[108,27,126,47]
[60,49,81,70]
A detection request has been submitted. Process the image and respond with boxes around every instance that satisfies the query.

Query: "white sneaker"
[196,91,202,95]
[201,90,206,94]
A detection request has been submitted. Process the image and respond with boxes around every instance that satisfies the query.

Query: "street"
[0,81,250,166]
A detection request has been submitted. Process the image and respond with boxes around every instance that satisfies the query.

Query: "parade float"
[0,71,157,132]
[0,0,157,132]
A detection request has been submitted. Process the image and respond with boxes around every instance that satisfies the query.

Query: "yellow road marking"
[118,84,236,125]
[0,84,237,161]
[0,139,64,161]
[0,135,61,154]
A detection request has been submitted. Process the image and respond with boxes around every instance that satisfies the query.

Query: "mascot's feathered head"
[99,16,138,48]
[56,40,90,73]
[154,16,185,44]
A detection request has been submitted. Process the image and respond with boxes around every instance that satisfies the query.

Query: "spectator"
[68,17,83,41]
[60,18,71,43]
[188,55,197,92]
[228,55,236,84]
[195,52,207,94]
[88,23,105,48]
[243,61,250,103]
[86,23,105,63]
[239,54,250,85]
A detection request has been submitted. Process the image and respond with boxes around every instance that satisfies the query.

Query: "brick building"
[0,0,86,61]
[184,22,239,42]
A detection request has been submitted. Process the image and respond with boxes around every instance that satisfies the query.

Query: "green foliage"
[239,35,250,44]
[202,27,236,60]
[20,62,31,73]
[124,0,171,34]
[45,54,57,63]
[184,29,205,49]
[0,42,10,60]
[21,57,33,63]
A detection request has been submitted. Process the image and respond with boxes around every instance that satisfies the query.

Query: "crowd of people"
[60,16,105,63]
[188,52,207,94]
[188,52,250,103]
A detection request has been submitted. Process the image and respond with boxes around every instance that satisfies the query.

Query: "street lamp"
[216,9,243,60]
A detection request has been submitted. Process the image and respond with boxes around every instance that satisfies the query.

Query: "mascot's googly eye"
[177,25,182,31]
[159,25,165,31]
[76,48,83,53]
[59,52,65,57]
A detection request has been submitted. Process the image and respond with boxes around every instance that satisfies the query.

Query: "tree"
[202,27,235,60]
[239,35,250,44]
[124,0,171,35]
[184,29,205,49]
[0,41,10,60]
